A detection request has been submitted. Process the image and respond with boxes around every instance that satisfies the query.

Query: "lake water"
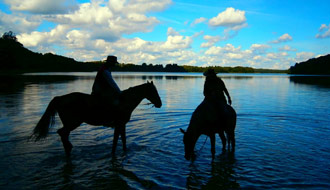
[0,72,329,189]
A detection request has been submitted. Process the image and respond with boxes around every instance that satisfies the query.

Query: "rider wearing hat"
[92,55,121,106]
[203,68,232,106]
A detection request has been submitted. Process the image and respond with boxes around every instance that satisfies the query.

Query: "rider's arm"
[218,78,232,105]
[223,87,232,105]
[103,69,121,93]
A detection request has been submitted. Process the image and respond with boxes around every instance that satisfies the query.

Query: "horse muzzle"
[155,102,162,108]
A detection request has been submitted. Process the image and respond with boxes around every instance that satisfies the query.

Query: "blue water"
[0,72,329,189]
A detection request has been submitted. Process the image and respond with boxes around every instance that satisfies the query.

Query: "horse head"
[145,81,162,108]
[180,128,196,161]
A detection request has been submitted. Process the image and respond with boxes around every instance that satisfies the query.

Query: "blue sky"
[1,0,329,69]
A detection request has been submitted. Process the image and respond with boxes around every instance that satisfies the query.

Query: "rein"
[196,136,208,155]
[142,102,155,109]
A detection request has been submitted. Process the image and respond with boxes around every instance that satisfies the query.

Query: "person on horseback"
[203,68,232,115]
[92,55,121,106]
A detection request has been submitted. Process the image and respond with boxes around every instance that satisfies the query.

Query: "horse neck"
[186,123,202,150]
[123,84,148,112]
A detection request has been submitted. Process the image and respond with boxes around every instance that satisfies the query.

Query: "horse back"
[189,99,236,134]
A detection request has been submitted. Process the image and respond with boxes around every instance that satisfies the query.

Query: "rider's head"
[105,55,119,68]
[203,68,217,77]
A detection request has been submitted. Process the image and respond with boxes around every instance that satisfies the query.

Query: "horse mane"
[121,82,148,97]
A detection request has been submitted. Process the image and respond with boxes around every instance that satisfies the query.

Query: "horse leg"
[120,125,127,152]
[219,131,226,151]
[229,132,235,152]
[210,134,216,160]
[226,131,235,152]
[227,132,231,150]
[112,127,120,154]
[57,127,73,156]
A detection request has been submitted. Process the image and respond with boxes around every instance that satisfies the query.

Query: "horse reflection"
[32,81,162,156]
[180,99,236,160]
[186,151,239,189]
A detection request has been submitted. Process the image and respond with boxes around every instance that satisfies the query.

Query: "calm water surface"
[0,72,329,189]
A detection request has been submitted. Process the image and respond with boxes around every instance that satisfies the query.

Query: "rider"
[203,68,232,114]
[92,55,121,106]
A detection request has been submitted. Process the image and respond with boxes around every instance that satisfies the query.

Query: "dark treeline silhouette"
[290,54,330,75]
[0,31,99,73]
[1,31,287,74]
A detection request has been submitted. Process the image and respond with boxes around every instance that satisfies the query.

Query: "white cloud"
[2,1,308,69]
[278,45,296,52]
[4,0,77,14]
[250,44,271,54]
[270,33,293,44]
[319,24,328,31]
[109,0,171,14]
[295,52,315,62]
[0,11,41,34]
[161,34,192,51]
[209,7,247,29]
[206,7,247,42]
[167,27,180,36]
[316,24,330,39]
[205,44,241,55]
[16,0,172,53]
[191,17,206,26]
[17,25,69,47]
[201,35,221,48]
[202,43,295,69]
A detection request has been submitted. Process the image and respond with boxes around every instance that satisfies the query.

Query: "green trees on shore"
[290,54,330,75]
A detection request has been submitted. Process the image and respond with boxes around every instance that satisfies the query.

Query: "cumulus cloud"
[49,0,161,41]
[16,0,172,53]
[270,33,293,44]
[17,25,69,47]
[202,43,294,69]
[4,0,77,14]
[0,11,41,34]
[206,7,247,42]
[209,7,247,29]
[316,24,330,39]
[1,1,304,69]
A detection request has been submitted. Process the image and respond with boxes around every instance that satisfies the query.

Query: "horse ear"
[180,128,186,134]
[151,81,153,84]
[147,80,150,84]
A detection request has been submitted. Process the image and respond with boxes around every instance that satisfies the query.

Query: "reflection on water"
[0,72,330,189]
[290,75,330,87]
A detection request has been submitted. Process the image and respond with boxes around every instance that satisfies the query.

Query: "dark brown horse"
[32,81,162,156]
[180,99,236,160]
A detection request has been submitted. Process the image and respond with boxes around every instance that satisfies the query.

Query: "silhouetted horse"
[32,81,162,156]
[180,99,236,160]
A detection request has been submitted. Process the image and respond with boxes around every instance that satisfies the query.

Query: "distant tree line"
[1,31,288,74]
[290,54,330,75]
[0,31,100,73]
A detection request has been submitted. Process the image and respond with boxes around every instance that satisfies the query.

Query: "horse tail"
[32,97,59,141]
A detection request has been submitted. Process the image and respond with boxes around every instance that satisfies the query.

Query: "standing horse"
[180,99,236,160]
[32,81,162,156]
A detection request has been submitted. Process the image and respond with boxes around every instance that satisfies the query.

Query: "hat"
[106,55,119,64]
[203,68,217,76]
